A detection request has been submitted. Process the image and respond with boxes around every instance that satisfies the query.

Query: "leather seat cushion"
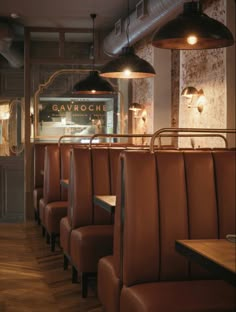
[70,225,113,272]
[120,280,236,312]
[45,201,68,234]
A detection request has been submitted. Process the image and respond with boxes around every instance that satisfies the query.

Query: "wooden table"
[60,179,69,188]
[93,195,116,214]
[175,239,236,286]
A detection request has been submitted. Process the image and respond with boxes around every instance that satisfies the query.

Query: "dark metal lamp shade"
[152,1,234,50]
[100,47,156,79]
[73,71,114,95]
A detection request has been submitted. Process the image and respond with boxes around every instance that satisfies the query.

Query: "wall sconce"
[129,102,143,120]
[181,86,205,113]
[129,102,143,112]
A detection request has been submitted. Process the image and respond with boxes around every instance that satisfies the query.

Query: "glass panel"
[37,96,116,141]
[0,99,24,156]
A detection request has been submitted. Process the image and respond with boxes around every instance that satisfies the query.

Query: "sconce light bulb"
[197,95,207,105]
[187,35,198,45]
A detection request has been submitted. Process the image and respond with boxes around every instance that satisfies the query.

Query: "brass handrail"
[150,128,236,153]
[58,135,92,147]
[88,133,153,148]
[158,133,228,148]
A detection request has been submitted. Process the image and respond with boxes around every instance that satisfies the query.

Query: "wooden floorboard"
[0,222,103,312]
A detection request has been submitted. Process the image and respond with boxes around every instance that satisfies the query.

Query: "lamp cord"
[126,0,130,47]
[90,13,96,71]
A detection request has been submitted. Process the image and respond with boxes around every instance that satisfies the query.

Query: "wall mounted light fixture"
[181,86,205,113]
[129,102,143,112]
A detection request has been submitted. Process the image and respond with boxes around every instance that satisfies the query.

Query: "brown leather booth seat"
[39,144,69,251]
[98,149,236,312]
[60,144,143,262]
[60,147,124,297]
[98,156,123,312]
[33,143,50,223]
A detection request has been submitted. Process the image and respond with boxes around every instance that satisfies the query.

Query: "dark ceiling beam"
[27,26,92,34]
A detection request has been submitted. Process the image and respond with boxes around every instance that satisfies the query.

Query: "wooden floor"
[0,222,103,312]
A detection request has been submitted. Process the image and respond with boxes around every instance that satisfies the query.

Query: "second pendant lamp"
[100,0,156,79]
[73,14,114,94]
[100,46,156,79]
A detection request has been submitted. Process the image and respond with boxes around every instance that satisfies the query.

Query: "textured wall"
[132,40,153,143]
[179,0,227,148]
[132,39,154,144]
[132,0,231,148]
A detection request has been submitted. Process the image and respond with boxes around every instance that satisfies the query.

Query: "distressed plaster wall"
[179,0,228,148]
[132,39,154,144]
[131,0,234,148]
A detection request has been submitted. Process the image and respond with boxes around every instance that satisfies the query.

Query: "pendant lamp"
[100,46,156,79]
[73,14,114,94]
[152,1,234,50]
[100,0,156,79]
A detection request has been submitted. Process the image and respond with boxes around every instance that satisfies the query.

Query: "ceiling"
[1,0,159,68]
[0,0,140,34]
[0,0,184,67]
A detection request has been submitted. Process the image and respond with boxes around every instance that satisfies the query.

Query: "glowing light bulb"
[197,95,207,105]
[187,35,198,45]
[91,89,96,93]
[123,69,131,77]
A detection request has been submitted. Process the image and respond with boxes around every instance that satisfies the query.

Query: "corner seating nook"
[60,133,153,298]
[98,148,236,312]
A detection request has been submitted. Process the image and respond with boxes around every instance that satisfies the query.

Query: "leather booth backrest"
[43,144,71,204]
[213,151,236,237]
[34,143,49,188]
[43,145,61,204]
[118,150,235,287]
[109,148,125,195]
[92,148,111,225]
[69,147,125,228]
[70,148,93,228]
[60,144,73,201]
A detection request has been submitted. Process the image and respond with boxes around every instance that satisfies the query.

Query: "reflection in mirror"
[33,69,118,141]
[0,101,10,156]
[0,99,24,156]
[8,99,24,156]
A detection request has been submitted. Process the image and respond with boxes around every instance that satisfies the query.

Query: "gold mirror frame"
[9,98,25,155]
[33,69,91,139]
[33,68,124,139]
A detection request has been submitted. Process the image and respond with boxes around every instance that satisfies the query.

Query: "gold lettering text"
[81,105,87,111]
